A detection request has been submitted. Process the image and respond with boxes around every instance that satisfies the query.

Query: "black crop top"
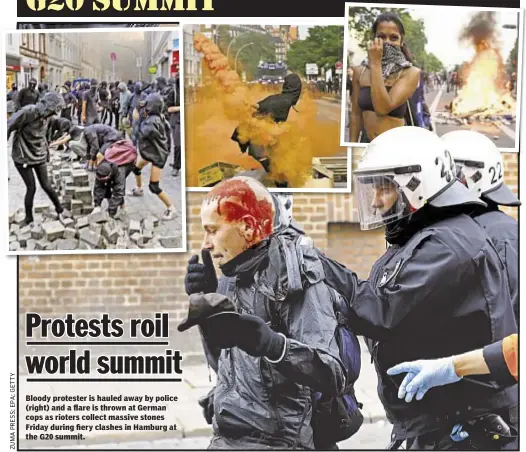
[358,86,407,119]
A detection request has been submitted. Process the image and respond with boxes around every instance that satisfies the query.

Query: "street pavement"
[424,87,516,149]
[7,125,184,246]
[343,84,516,148]
[21,338,393,450]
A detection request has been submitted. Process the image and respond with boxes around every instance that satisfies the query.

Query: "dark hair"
[373,12,413,63]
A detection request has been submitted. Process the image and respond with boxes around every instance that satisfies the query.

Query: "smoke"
[186,33,345,188]
[459,12,501,49]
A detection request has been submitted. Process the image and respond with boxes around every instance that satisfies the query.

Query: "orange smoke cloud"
[186,33,345,187]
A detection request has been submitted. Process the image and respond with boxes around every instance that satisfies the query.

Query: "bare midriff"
[362,111,405,141]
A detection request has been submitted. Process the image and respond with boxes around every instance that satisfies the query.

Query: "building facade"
[6,33,22,88]
[19,32,44,86]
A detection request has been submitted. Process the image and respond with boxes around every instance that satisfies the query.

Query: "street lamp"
[114,43,142,81]
[227,31,251,61]
[235,42,254,74]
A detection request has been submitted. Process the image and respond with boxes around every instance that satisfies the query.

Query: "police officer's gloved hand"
[387,357,462,403]
[233,314,286,361]
[184,249,218,295]
[198,388,214,425]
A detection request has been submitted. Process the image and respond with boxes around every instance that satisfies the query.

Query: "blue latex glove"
[387,357,462,402]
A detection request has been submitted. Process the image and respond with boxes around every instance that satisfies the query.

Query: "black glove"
[198,388,215,425]
[202,313,286,361]
[185,249,218,296]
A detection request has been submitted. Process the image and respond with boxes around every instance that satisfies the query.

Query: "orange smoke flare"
[186,33,345,188]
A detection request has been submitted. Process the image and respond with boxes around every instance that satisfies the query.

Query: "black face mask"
[90,86,97,93]
[29,83,36,89]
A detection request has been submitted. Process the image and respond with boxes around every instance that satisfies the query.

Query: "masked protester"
[109,81,120,127]
[7,83,18,103]
[127,82,146,145]
[67,124,123,170]
[442,130,520,324]
[117,82,132,133]
[7,92,66,226]
[181,176,359,450]
[231,73,302,187]
[160,75,181,177]
[47,117,71,152]
[60,81,76,121]
[37,82,49,100]
[82,78,100,126]
[15,77,39,110]
[93,161,126,217]
[130,92,176,221]
[315,127,517,450]
[98,81,112,126]
[350,12,420,143]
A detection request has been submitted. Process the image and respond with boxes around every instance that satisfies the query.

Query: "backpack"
[265,232,364,445]
[104,139,137,166]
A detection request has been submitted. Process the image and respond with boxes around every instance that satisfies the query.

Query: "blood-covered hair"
[204,177,274,239]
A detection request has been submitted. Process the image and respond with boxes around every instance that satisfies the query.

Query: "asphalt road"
[342,86,516,149]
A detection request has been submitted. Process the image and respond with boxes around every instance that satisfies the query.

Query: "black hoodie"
[231,73,302,148]
[8,92,65,165]
[137,93,172,168]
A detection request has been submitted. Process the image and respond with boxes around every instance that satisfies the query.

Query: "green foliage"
[229,31,276,80]
[347,6,445,73]
[507,36,518,74]
[286,26,344,76]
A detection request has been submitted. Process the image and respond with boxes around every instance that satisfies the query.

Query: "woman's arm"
[350,66,363,142]
[370,65,420,116]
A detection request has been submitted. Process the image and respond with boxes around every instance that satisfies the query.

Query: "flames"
[451,12,516,118]
[186,33,344,187]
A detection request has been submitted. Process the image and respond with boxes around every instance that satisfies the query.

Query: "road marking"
[429,88,443,133]
[498,123,515,141]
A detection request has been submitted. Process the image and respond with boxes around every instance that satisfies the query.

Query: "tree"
[423,52,445,73]
[287,26,344,76]
[347,7,445,72]
[507,36,518,75]
[230,32,276,80]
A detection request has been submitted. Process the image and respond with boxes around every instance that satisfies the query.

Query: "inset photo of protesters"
[183,24,349,190]
[341,4,522,151]
[5,27,186,254]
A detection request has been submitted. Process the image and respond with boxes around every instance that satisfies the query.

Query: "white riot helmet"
[354,127,485,230]
[441,130,520,207]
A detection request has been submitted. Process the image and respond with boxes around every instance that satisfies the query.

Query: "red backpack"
[104,139,137,166]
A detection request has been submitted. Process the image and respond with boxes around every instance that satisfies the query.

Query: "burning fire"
[452,12,516,118]
[186,33,344,187]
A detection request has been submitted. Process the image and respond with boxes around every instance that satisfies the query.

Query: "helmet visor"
[354,174,409,230]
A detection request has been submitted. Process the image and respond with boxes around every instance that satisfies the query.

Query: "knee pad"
[148,181,162,195]
[132,166,142,176]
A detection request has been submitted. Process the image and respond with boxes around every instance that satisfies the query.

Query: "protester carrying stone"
[7,92,66,226]
[117,82,132,133]
[318,127,518,450]
[132,92,176,221]
[350,12,420,143]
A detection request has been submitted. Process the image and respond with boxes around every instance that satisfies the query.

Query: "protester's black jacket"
[200,227,347,449]
[93,162,125,214]
[138,112,172,168]
[318,212,518,440]
[84,124,124,161]
[7,96,62,166]
[15,87,39,110]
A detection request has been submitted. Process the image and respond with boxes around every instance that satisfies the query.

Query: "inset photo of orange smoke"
[183,24,349,190]
[342,4,522,151]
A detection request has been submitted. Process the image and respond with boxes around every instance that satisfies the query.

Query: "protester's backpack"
[104,139,137,166]
[265,231,364,445]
